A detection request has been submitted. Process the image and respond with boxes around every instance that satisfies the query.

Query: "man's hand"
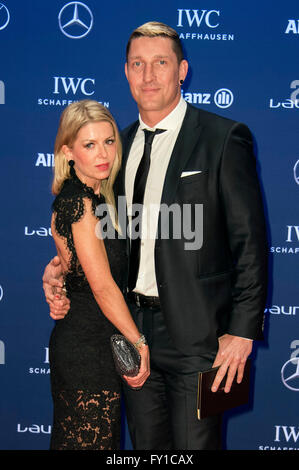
[42,256,70,320]
[211,334,252,393]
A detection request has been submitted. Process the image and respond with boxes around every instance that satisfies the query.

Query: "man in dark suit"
[43,22,268,450]
[120,21,267,450]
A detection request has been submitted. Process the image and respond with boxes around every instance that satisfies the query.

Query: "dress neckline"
[69,166,103,202]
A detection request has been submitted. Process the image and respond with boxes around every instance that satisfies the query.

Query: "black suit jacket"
[119,103,268,356]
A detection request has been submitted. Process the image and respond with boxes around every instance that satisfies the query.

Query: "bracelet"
[134,334,147,350]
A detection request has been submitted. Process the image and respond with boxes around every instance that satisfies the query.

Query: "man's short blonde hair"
[126,21,184,63]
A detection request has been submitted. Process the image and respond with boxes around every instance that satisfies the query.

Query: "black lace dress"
[49,173,127,450]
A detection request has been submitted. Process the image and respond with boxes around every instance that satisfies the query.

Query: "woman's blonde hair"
[52,100,122,230]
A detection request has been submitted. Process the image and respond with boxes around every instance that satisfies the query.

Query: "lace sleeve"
[52,189,101,292]
[52,192,88,239]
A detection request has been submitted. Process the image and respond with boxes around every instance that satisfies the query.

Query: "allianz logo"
[265,305,298,316]
[35,153,54,167]
[17,424,51,434]
[285,19,299,34]
[181,88,233,109]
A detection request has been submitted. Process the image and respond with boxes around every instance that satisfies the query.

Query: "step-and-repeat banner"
[0,1,298,451]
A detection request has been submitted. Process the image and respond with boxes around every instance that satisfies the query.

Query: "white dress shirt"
[125,97,187,296]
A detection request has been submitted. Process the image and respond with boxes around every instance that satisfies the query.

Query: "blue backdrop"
[0,0,298,451]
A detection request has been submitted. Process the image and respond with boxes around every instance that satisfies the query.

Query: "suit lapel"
[160,104,203,207]
[120,106,203,243]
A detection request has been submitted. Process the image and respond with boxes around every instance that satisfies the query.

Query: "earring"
[179,79,184,85]
[68,159,76,177]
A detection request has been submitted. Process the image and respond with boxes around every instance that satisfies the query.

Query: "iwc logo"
[37,76,109,108]
[177,9,234,42]
[28,347,50,375]
[58,2,93,39]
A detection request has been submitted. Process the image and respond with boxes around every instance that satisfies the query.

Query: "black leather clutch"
[110,334,141,377]
[197,359,251,419]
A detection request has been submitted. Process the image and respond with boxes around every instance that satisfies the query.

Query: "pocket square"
[181,171,202,177]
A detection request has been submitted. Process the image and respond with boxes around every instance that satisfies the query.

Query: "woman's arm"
[72,197,150,388]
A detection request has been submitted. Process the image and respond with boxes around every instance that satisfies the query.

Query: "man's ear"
[179,59,189,83]
[125,62,128,81]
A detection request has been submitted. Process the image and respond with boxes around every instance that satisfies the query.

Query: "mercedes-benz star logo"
[58,2,93,39]
[0,3,10,31]
[281,357,299,392]
[0,285,3,301]
[294,160,299,185]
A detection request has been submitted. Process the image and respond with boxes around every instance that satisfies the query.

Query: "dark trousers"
[123,302,222,450]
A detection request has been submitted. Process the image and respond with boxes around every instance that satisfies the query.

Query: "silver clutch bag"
[110,334,141,377]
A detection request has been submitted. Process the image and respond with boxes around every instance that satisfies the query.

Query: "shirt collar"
[138,96,187,132]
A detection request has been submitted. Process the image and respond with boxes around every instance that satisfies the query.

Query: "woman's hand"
[123,344,150,389]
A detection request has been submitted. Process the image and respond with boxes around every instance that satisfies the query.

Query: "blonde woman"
[49,100,149,450]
